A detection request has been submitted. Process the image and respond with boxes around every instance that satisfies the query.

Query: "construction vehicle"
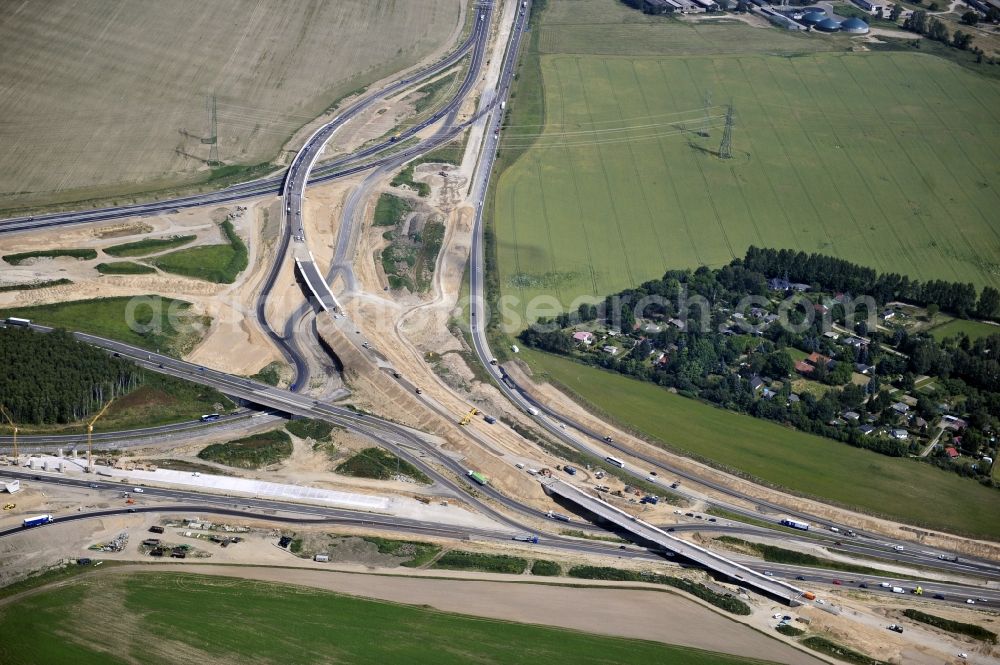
[802,592,816,600]
[86,397,115,473]
[3,503,15,510]
[459,407,479,426]
[887,624,904,633]
[0,404,19,464]
[912,586,923,595]
[125,498,135,505]
[512,534,539,544]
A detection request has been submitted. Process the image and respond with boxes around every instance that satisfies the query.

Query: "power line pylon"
[719,102,734,160]
[699,90,712,138]
[202,94,219,165]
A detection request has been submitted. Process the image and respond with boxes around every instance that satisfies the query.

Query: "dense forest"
[0,327,141,424]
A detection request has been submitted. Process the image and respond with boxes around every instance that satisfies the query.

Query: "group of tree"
[517,250,1000,481]
[743,247,998,319]
[903,10,977,51]
[0,327,141,424]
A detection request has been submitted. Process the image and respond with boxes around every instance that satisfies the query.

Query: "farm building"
[850,0,884,13]
[799,10,827,26]
[841,17,870,34]
[815,17,842,31]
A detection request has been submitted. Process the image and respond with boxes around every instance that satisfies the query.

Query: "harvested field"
[0,0,462,212]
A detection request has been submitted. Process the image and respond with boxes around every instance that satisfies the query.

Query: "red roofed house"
[944,447,960,459]
[572,331,594,345]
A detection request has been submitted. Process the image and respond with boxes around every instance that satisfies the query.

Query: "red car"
[832,579,842,585]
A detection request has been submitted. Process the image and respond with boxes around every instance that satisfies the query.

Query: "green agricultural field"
[0,295,208,356]
[929,318,1000,342]
[151,221,247,283]
[103,234,195,257]
[0,573,767,665]
[494,2,1000,328]
[520,348,1000,539]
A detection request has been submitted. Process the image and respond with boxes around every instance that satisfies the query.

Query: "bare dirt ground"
[0,198,284,375]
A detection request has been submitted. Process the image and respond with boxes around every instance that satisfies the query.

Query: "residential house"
[843,411,860,422]
[859,424,876,436]
[855,363,875,375]
[572,331,594,345]
[944,446,960,459]
[794,360,814,375]
[890,429,908,440]
[602,345,619,356]
[891,402,910,415]
[749,376,766,393]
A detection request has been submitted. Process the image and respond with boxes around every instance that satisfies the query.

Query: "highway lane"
[7,471,999,608]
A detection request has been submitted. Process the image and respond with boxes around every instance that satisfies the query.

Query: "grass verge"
[715,537,906,578]
[801,636,890,665]
[566,565,751,616]
[151,220,247,283]
[361,536,442,568]
[3,248,96,264]
[902,609,997,643]
[286,418,336,441]
[0,278,72,293]
[0,295,208,356]
[373,193,411,227]
[432,550,528,574]
[335,447,431,484]
[103,234,195,257]
[197,429,292,469]
[95,261,156,275]
[530,560,562,576]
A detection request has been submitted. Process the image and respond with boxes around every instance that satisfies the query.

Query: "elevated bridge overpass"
[543,479,807,605]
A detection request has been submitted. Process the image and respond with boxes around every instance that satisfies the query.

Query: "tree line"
[743,247,998,319]
[0,327,141,424]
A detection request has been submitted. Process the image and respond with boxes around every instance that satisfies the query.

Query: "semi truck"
[6,317,31,326]
[200,413,220,422]
[23,514,53,528]
[780,519,810,531]
[467,470,488,486]
[512,534,539,544]
[546,510,570,522]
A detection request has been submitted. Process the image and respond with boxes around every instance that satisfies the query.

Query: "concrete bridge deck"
[543,478,807,605]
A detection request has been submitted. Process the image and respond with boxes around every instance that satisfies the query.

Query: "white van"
[133,487,144,493]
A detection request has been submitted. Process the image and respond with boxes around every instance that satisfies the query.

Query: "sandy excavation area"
[0,199,284,375]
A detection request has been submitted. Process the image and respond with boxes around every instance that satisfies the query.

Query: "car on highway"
[933,594,945,600]
[132,487,144,493]
[892,545,904,551]
[795,576,806,581]
[859,583,869,589]
[763,571,774,576]
[603,435,613,442]
[832,579,842,585]
[966,599,976,604]
[887,624,903,634]
[88,483,98,488]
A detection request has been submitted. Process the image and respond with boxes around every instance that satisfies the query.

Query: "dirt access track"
[49,563,825,665]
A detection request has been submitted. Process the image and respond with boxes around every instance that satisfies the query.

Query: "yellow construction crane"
[86,398,115,473]
[0,404,18,465]
[459,407,479,426]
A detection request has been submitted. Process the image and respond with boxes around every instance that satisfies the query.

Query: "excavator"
[458,407,479,426]
[0,404,18,465]
[86,398,115,473]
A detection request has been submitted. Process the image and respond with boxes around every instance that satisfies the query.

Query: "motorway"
[6,469,1000,608]
[1,0,997,610]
